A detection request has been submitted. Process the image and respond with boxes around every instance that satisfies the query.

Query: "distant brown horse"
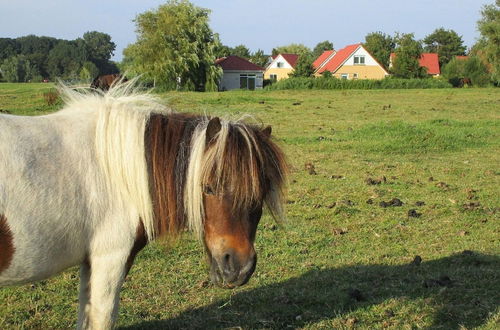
[90,74,127,91]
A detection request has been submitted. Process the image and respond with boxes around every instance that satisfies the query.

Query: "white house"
[215,56,265,91]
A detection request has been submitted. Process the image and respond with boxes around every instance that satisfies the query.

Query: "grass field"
[0,83,499,329]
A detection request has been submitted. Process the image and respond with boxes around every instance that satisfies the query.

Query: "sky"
[0,0,492,61]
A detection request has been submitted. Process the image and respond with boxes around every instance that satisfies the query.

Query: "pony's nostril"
[222,253,234,273]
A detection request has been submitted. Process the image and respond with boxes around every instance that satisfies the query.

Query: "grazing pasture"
[0,84,499,329]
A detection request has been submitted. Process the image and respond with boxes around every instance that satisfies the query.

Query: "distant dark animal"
[90,74,127,91]
[459,77,472,88]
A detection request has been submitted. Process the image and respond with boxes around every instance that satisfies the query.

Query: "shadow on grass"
[121,251,499,329]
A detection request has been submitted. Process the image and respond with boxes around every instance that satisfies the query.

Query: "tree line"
[0,31,118,83]
[1,0,498,88]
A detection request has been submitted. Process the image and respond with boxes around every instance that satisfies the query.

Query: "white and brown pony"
[0,82,287,329]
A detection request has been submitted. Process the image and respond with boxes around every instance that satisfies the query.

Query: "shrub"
[265,76,452,90]
[42,90,60,106]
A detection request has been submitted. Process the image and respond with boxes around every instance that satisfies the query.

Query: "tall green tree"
[391,33,427,78]
[0,38,19,62]
[231,45,251,59]
[83,31,115,61]
[46,41,84,79]
[290,53,315,77]
[364,32,395,69]
[250,49,268,68]
[83,31,116,73]
[312,40,334,59]
[16,35,58,78]
[1,55,26,82]
[122,0,221,91]
[423,28,466,66]
[272,43,311,57]
[476,0,500,84]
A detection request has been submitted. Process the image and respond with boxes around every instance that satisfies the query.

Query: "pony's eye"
[203,185,215,195]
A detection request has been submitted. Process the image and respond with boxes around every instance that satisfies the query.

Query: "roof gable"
[215,55,264,71]
[267,53,299,69]
[280,54,299,68]
[318,43,361,74]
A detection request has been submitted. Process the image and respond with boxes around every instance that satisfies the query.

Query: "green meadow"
[0,83,499,329]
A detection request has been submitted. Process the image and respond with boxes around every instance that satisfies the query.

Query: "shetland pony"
[0,82,287,329]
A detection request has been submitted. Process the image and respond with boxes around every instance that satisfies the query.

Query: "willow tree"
[123,0,221,91]
[476,0,500,84]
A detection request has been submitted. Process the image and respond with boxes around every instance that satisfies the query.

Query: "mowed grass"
[0,83,59,115]
[0,84,499,329]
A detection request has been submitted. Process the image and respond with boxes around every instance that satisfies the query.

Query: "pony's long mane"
[59,81,166,241]
[58,81,287,241]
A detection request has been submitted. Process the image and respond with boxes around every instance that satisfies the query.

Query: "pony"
[90,74,127,91]
[0,81,287,329]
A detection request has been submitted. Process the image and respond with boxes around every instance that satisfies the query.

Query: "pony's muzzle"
[210,249,257,288]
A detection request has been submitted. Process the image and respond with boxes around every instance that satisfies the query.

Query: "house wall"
[264,54,294,81]
[264,67,294,81]
[219,70,264,91]
[332,65,388,80]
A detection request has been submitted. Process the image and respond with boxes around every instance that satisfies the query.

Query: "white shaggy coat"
[0,85,167,329]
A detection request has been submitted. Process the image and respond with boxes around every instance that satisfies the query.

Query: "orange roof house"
[389,52,441,76]
[264,53,299,81]
[313,44,389,80]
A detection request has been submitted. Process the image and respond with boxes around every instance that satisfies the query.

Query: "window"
[353,55,365,65]
[270,74,278,82]
[277,62,284,68]
[240,74,256,90]
[353,73,358,79]
[341,73,348,80]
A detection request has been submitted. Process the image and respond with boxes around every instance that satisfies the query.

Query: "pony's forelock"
[185,118,288,239]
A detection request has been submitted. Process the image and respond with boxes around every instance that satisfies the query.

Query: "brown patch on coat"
[0,214,15,274]
[125,220,148,275]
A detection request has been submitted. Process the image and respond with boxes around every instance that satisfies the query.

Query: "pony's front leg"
[77,259,91,329]
[83,252,129,330]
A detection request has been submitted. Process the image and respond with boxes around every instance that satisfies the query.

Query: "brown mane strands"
[145,113,201,238]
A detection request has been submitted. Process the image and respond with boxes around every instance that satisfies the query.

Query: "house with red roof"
[215,55,265,91]
[389,52,441,77]
[264,53,299,81]
[313,44,389,80]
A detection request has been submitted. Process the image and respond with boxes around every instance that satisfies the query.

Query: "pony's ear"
[262,125,272,138]
[206,117,222,144]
